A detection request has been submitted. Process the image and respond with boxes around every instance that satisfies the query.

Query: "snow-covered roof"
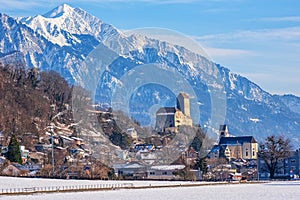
[55,146,65,150]
[114,163,146,170]
[150,165,185,171]
[60,135,74,141]
[71,137,84,141]
[0,156,6,163]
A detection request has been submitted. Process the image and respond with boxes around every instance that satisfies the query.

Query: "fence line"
[0,183,134,196]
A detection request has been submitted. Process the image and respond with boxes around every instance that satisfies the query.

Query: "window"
[162,171,168,175]
[246,151,248,157]
[150,172,155,175]
[291,159,296,163]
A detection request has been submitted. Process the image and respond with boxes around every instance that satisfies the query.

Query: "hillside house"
[126,128,138,141]
[1,163,29,177]
[181,147,198,166]
[59,135,74,147]
[113,162,147,179]
[71,137,84,145]
[20,146,29,164]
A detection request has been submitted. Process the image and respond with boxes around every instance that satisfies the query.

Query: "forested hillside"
[0,63,73,150]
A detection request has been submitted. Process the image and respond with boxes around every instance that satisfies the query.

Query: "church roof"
[219,136,257,146]
[210,145,221,153]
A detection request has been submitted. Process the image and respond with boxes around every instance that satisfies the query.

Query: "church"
[155,93,193,132]
[208,125,258,160]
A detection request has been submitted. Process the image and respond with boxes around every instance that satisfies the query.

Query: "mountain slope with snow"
[276,94,300,115]
[1,4,300,146]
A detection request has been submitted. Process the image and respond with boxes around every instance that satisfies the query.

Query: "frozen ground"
[1,177,300,200]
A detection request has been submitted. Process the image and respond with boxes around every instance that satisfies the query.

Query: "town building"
[258,149,300,180]
[284,150,300,178]
[155,93,193,132]
[147,165,185,180]
[20,146,29,164]
[181,147,198,167]
[218,136,258,160]
[113,162,147,179]
[126,128,138,141]
[1,163,29,176]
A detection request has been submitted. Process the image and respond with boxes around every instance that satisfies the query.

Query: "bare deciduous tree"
[258,135,293,179]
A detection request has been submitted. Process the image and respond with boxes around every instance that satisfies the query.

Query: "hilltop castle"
[155,93,193,132]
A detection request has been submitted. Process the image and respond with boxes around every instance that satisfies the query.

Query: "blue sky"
[1,0,300,96]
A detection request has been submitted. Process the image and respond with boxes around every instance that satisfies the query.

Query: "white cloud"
[240,72,272,81]
[0,0,43,10]
[197,27,300,43]
[204,47,255,57]
[0,0,67,16]
[0,0,241,10]
[71,0,241,3]
[192,27,300,96]
[258,16,300,22]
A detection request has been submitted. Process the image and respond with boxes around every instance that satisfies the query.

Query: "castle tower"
[177,92,190,117]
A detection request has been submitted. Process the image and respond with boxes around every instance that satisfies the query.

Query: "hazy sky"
[1,0,300,96]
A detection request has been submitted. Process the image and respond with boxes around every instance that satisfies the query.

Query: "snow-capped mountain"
[19,4,122,47]
[1,4,300,146]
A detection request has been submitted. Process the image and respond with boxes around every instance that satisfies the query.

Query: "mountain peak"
[43,3,74,18]
[18,3,108,46]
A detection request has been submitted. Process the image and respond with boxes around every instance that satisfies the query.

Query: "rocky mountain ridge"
[1,4,300,146]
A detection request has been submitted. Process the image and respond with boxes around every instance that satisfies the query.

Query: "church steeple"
[219,125,229,137]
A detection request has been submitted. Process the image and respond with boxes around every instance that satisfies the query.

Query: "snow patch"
[249,118,261,123]
[228,72,236,90]
[241,105,247,111]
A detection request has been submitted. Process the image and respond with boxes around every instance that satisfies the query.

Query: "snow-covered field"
[1,177,300,200]
[0,176,200,189]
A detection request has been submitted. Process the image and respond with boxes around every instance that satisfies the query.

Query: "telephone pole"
[50,125,55,177]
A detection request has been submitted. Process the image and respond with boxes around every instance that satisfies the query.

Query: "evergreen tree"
[109,130,132,150]
[190,126,205,152]
[6,134,22,164]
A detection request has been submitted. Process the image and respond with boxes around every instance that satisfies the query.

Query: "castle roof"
[178,92,189,98]
[156,107,176,115]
